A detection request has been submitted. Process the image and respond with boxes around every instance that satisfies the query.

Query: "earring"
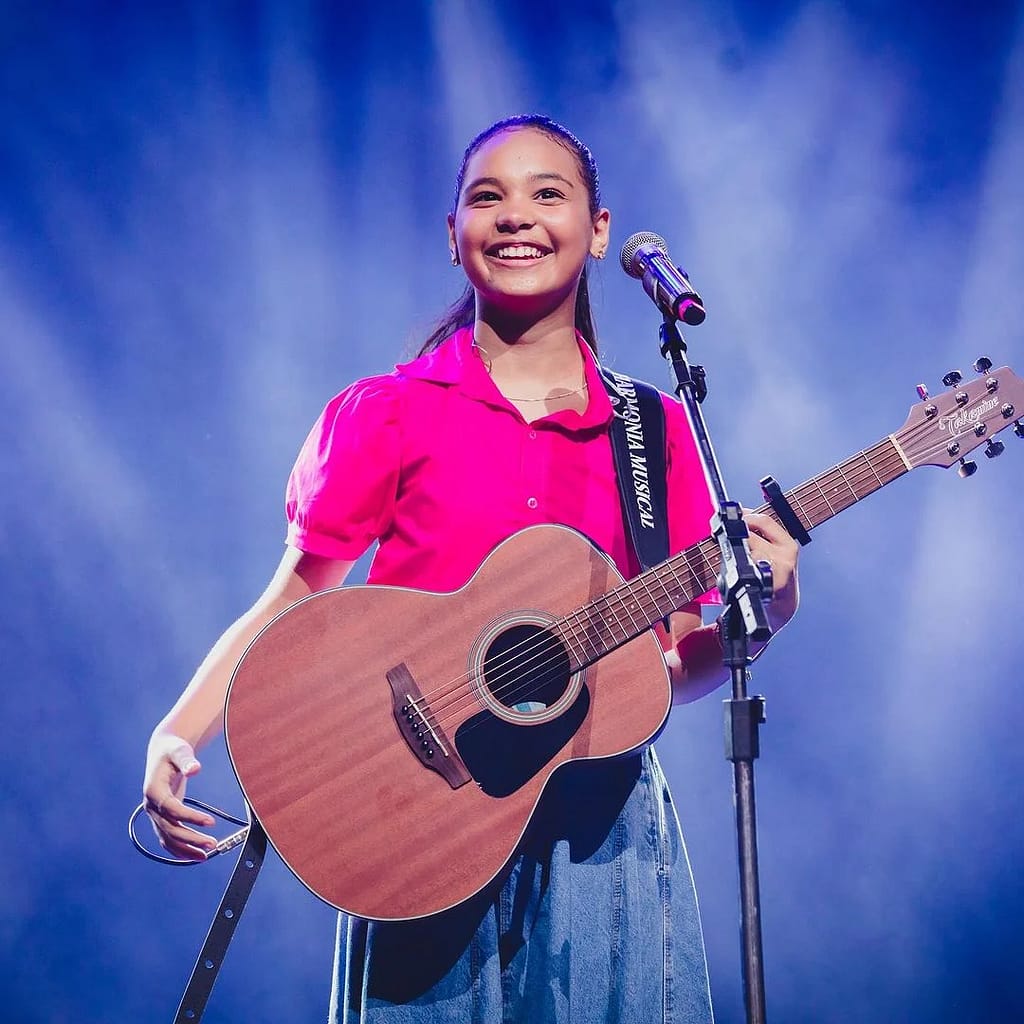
[450,251,460,266]
[594,250,607,260]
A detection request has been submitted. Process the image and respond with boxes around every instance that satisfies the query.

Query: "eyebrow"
[463,172,576,194]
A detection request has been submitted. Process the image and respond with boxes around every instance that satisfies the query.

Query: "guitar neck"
[557,434,911,667]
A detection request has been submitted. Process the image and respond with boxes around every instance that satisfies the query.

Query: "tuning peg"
[942,369,963,387]
[957,457,978,478]
[1014,420,1024,439]
[916,383,930,401]
[984,438,1005,459]
[973,356,993,374]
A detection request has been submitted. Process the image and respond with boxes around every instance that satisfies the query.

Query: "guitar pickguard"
[454,685,591,797]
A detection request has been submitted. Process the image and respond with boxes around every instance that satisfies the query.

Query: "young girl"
[143,114,800,1023]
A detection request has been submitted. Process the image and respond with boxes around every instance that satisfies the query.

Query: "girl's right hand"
[143,734,218,860]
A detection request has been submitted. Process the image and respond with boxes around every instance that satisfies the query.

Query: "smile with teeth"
[490,244,550,260]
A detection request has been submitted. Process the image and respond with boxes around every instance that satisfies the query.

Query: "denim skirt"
[329,746,714,1023]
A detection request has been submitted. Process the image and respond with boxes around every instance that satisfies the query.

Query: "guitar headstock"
[895,360,1024,474]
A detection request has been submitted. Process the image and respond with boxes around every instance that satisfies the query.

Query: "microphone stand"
[659,314,773,1024]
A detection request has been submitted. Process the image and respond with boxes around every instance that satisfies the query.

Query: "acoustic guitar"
[225,362,1022,921]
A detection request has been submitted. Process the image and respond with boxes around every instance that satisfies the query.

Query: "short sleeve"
[285,374,400,560]
[662,394,719,604]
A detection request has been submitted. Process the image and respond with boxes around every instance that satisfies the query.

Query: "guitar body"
[225,524,673,922]
[223,363,1024,922]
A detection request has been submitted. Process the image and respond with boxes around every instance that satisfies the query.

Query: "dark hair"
[418,114,602,356]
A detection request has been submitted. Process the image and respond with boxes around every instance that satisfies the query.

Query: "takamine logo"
[940,396,999,436]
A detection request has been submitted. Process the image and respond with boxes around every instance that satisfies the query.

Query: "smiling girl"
[143,114,799,1023]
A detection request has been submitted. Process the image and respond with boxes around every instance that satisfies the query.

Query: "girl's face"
[448,128,610,327]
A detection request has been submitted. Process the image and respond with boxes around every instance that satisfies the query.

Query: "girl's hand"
[142,734,218,860]
[743,510,800,634]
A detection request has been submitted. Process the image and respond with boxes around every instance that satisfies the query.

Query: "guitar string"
[423,468,853,731]
[398,412,998,745]
[417,431,947,733]
[417,542,715,729]
[424,497,855,737]
[417,460,831,725]
[422,540,710,720]
[415,424,992,735]
[420,437,904,718]
[423,440,924,729]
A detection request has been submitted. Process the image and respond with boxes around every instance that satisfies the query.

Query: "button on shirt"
[285,327,714,596]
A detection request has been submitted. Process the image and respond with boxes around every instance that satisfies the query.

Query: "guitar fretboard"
[555,435,910,668]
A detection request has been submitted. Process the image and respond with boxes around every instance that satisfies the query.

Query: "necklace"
[500,381,589,402]
[472,339,589,402]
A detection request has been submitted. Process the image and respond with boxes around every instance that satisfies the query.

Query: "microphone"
[620,232,706,325]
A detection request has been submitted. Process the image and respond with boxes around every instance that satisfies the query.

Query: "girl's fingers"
[745,511,798,549]
[155,826,211,861]
[153,792,216,829]
[150,806,218,855]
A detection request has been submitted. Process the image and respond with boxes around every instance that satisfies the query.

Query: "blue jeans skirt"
[330,746,714,1023]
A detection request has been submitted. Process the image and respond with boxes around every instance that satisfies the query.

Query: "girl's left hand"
[742,510,800,634]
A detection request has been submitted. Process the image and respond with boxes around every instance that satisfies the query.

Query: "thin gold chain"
[500,381,589,401]
[472,340,588,402]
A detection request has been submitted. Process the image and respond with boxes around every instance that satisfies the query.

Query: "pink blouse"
[285,327,714,596]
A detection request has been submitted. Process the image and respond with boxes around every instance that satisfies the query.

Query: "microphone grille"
[619,231,668,277]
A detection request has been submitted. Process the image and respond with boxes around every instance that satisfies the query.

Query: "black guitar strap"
[173,812,266,1024]
[600,366,670,571]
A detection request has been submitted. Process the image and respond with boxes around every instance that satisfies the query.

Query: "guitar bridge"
[385,663,472,789]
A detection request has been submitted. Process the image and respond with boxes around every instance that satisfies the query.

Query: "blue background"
[2,2,1023,1021]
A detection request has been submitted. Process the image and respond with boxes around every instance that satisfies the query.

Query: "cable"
[128,797,249,866]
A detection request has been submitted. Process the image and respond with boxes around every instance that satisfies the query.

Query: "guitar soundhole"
[483,624,570,713]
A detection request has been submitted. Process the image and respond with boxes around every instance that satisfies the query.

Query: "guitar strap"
[173,812,266,1024]
[599,366,670,571]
